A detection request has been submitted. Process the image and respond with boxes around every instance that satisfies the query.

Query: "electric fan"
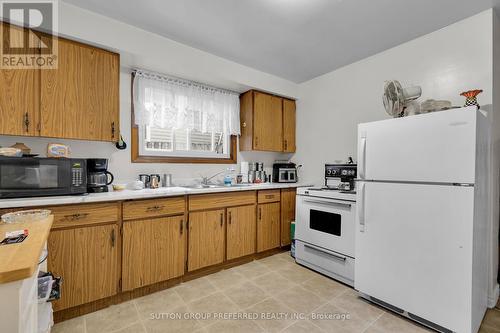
[383,80,422,117]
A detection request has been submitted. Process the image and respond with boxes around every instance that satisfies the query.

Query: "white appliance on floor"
[295,164,357,286]
[355,107,490,333]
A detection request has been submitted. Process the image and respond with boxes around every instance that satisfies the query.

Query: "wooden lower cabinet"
[227,205,256,260]
[122,215,186,291]
[280,188,297,246]
[48,224,119,311]
[39,188,298,316]
[188,209,225,271]
[257,202,281,252]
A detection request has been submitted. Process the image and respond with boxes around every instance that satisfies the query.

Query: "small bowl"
[112,184,126,191]
[1,209,51,224]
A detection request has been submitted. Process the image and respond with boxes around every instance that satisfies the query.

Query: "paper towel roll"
[240,161,249,175]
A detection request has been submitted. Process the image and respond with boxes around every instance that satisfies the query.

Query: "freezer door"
[355,182,473,332]
[358,107,478,184]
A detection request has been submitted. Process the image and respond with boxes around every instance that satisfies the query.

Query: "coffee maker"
[86,158,114,193]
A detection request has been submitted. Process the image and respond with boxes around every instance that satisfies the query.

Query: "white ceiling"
[62,0,499,83]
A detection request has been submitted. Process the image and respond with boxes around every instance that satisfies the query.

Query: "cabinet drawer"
[188,191,256,211]
[258,190,281,203]
[123,197,185,221]
[50,202,119,229]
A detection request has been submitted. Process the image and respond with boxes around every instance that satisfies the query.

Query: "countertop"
[0,183,312,209]
[0,215,53,284]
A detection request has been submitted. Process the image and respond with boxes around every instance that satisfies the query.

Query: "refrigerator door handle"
[359,133,367,179]
[358,182,366,232]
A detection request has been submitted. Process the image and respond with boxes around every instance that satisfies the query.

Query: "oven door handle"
[303,198,352,209]
[304,243,347,262]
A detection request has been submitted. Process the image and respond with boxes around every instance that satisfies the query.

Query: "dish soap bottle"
[224,167,234,186]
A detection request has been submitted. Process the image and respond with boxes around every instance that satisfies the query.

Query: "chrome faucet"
[200,171,225,186]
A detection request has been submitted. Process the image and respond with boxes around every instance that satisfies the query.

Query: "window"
[140,126,229,158]
[131,70,240,163]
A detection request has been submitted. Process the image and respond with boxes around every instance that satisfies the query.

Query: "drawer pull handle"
[180,219,183,235]
[228,211,232,225]
[64,213,89,220]
[265,195,274,199]
[146,205,164,212]
[220,213,223,227]
[110,228,116,247]
[304,243,347,262]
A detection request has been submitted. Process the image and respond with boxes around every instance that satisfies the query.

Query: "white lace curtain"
[133,70,241,135]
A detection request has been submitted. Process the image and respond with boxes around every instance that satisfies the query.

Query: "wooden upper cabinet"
[253,91,283,151]
[122,215,186,291]
[188,209,225,271]
[0,23,39,136]
[227,205,256,260]
[239,90,295,152]
[283,99,296,152]
[48,224,119,311]
[40,37,120,141]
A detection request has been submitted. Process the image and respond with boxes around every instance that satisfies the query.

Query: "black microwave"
[0,157,87,199]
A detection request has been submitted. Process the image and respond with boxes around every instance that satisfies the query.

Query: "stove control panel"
[325,164,357,179]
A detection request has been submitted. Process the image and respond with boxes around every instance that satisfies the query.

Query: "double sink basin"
[183,184,253,189]
[136,184,254,195]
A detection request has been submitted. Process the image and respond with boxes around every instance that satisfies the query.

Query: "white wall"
[0,70,294,184]
[296,10,493,184]
[0,2,298,185]
[296,9,499,305]
[491,10,500,306]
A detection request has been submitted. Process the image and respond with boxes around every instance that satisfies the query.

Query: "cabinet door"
[257,202,281,252]
[0,23,39,136]
[253,91,283,151]
[227,205,256,260]
[280,188,296,246]
[40,37,119,141]
[48,224,118,311]
[188,209,225,271]
[122,216,186,291]
[282,99,296,152]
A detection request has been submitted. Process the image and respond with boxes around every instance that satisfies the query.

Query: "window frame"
[131,75,237,164]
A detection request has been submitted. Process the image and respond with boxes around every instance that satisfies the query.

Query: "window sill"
[131,129,237,164]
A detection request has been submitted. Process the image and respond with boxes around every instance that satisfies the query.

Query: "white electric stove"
[295,164,357,286]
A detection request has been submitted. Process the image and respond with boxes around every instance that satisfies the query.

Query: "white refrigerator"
[355,107,490,333]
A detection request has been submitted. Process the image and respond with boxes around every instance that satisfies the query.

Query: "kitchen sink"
[183,184,225,189]
[183,183,253,189]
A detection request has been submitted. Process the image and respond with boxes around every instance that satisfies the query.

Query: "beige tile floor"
[52,252,500,333]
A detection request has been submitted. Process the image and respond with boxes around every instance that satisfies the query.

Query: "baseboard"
[488,283,499,308]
